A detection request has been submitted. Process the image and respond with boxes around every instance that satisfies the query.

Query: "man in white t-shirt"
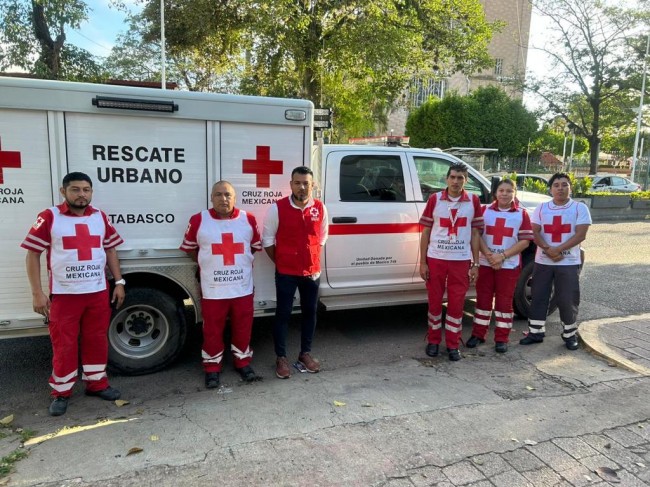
[520,173,591,350]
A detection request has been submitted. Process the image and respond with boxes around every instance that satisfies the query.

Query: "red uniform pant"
[426,258,471,350]
[201,294,254,373]
[471,265,520,343]
[48,290,111,398]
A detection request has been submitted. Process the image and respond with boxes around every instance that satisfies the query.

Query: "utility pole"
[631,34,649,181]
[161,0,166,90]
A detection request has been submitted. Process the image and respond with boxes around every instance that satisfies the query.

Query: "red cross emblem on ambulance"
[62,224,102,261]
[212,233,245,266]
[0,136,22,184]
[242,145,283,188]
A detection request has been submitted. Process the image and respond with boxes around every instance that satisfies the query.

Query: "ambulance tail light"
[92,96,179,113]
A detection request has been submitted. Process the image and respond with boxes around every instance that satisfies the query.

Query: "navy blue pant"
[273,272,320,358]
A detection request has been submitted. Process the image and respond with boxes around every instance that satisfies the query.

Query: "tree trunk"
[588,136,600,175]
[31,1,65,79]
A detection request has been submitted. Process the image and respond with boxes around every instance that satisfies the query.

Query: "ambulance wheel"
[513,261,558,319]
[108,287,187,375]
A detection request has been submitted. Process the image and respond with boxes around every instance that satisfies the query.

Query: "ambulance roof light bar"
[348,135,410,147]
[92,96,179,112]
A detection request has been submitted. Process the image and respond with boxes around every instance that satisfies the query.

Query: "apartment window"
[494,58,503,76]
[410,77,446,108]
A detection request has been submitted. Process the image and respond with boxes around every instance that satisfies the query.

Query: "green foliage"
[568,173,592,197]
[531,125,588,157]
[406,86,537,156]
[0,0,102,80]
[523,178,548,195]
[134,0,497,139]
[523,0,650,174]
[630,191,650,200]
[0,449,28,478]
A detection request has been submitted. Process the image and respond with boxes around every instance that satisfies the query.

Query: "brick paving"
[380,421,650,486]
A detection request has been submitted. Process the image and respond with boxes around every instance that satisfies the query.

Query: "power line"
[71,28,113,53]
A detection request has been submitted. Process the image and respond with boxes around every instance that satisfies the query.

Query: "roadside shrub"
[523,178,548,194]
[630,191,650,199]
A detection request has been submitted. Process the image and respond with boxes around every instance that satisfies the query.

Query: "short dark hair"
[291,166,313,178]
[62,172,93,188]
[447,162,468,178]
[548,172,571,187]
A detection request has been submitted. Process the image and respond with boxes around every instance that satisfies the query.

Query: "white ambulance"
[0,77,550,375]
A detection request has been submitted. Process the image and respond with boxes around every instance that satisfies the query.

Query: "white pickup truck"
[0,77,550,375]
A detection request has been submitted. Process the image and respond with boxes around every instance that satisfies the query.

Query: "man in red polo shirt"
[181,180,262,389]
[22,172,125,416]
[419,163,482,361]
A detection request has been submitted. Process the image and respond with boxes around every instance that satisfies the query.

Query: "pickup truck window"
[413,156,486,203]
[340,155,406,202]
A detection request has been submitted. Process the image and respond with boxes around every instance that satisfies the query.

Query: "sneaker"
[495,342,508,353]
[298,353,320,373]
[425,343,439,357]
[205,372,220,389]
[466,336,485,348]
[276,357,291,379]
[236,365,260,382]
[85,386,121,401]
[448,349,461,361]
[519,333,544,345]
[564,335,579,351]
[49,396,69,416]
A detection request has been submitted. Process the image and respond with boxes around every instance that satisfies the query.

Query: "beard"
[66,197,90,209]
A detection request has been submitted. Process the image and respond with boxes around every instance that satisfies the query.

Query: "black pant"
[273,272,320,358]
[529,263,580,336]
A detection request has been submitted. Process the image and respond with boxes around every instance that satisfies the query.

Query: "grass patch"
[18,429,36,443]
[0,431,7,440]
[0,449,28,477]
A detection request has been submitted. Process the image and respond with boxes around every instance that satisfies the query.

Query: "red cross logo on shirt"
[242,145,283,188]
[440,209,467,236]
[0,137,22,184]
[212,233,245,266]
[62,224,102,261]
[485,217,514,245]
[543,215,572,243]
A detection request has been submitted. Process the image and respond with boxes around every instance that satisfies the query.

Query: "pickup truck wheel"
[108,288,187,376]
[513,261,558,319]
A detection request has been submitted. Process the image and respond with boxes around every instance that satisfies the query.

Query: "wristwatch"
[114,278,126,286]
[471,263,480,268]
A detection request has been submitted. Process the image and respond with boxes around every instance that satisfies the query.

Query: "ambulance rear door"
[0,109,55,335]
[219,122,311,307]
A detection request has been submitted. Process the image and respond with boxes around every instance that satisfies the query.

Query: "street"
[1,220,649,486]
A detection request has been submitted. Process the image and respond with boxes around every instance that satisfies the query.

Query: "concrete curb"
[579,313,650,376]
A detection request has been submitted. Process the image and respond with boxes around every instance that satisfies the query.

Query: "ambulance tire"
[108,287,187,376]
[513,261,558,319]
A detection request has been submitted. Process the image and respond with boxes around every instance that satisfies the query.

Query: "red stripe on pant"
[471,265,520,343]
[426,258,470,350]
[201,294,254,373]
[48,290,111,397]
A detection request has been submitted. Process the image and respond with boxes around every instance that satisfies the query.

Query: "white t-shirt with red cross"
[531,199,591,266]
[181,208,262,299]
[479,202,534,269]
[419,189,483,261]
[21,203,123,294]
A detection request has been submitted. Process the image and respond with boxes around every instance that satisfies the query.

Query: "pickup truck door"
[323,149,420,288]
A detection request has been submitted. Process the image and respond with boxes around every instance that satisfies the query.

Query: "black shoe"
[205,372,220,389]
[85,386,121,401]
[519,334,544,345]
[448,349,461,361]
[425,343,439,357]
[495,342,508,353]
[466,336,485,348]
[564,335,579,350]
[237,365,260,382]
[49,396,69,416]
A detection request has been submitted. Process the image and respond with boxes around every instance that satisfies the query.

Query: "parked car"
[591,175,641,193]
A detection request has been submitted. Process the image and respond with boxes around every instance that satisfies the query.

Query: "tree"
[524,0,650,174]
[135,0,497,140]
[0,0,102,80]
[405,86,538,156]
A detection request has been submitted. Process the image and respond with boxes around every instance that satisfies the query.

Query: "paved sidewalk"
[580,313,650,376]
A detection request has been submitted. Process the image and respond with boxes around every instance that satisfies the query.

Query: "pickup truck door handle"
[332,217,357,224]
